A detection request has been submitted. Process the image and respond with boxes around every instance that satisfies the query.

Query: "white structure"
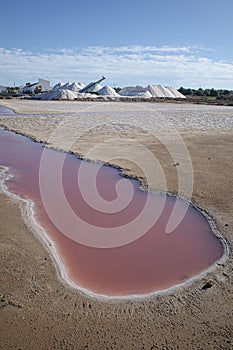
[0,85,7,93]
[20,79,51,94]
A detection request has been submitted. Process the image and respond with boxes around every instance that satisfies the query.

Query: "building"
[0,85,7,93]
[20,79,51,94]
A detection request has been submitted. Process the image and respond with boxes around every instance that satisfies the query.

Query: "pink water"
[0,124,224,296]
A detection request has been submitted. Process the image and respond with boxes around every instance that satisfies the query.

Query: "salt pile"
[148,85,186,98]
[138,91,153,98]
[41,81,88,99]
[118,85,185,98]
[148,85,173,98]
[53,82,64,90]
[168,86,187,99]
[53,82,84,91]
[38,80,185,100]
[65,82,85,91]
[97,86,120,97]
[118,86,148,97]
[41,89,78,100]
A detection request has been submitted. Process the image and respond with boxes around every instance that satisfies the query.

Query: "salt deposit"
[41,89,78,100]
[97,86,120,97]
[53,82,64,90]
[80,82,102,93]
[38,80,186,100]
[136,91,153,98]
[118,86,148,97]
[69,82,85,91]
[168,86,187,99]
[60,82,71,90]
[118,85,186,99]
[158,86,175,98]
[41,79,103,99]
[53,82,85,92]
[147,85,164,98]
[148,85,186,99]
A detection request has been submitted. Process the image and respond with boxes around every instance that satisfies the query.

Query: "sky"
[1,0,233,88]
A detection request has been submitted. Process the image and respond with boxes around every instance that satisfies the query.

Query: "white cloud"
[0,45,233,89]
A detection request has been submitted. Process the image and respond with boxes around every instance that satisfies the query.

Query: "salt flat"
[0,100,232,349]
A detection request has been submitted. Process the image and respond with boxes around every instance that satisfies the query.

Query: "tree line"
[178,87,233,100]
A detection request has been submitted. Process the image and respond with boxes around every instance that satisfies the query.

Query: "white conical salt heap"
[53,82,85,92]
[53,82,64,90]
[148,85,186,98]
[166,86,186,98]
[97,86,120,97]
[68,82,85,91]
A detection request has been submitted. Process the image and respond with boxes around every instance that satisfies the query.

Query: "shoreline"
[0,127,229,300]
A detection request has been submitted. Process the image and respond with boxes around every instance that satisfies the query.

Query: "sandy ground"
[0,100,232,349]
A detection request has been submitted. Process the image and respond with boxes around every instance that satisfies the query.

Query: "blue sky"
[1,0,233,88]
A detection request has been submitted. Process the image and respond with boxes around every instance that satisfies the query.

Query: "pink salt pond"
[0,126,225,297]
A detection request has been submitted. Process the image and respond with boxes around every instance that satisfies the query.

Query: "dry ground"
[0,100,232,349]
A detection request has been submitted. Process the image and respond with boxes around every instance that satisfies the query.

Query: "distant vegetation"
[178,87,233,105]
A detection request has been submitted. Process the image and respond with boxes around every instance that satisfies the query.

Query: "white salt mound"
[148,85,166,98]
[159,86,175,98]
[168,86,186,98]
[41,89,78,100]
[67,82,84,91]
[118,86,148,97]
[98,86,120,97]
[148,85,186,98]
[137,91,153,98]
[59,82,71,90]
[48,82,185,100]
[53,82,64,90]
[53,82,84,92]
